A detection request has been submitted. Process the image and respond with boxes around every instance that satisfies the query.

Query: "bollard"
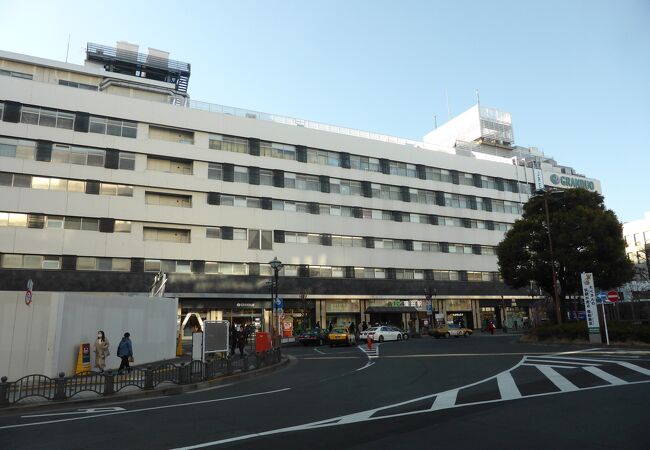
[53,372,67,401]
[367,335,373,350]
[144,366,154,390]
[103,370,115,396]
[0,376,9,406]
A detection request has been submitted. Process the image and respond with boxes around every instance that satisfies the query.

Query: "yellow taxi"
[328,327,354,347]
[429,324,472,339]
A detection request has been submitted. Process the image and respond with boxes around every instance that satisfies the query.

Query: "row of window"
[0,69,32,80]
[0,100,530,197]
[208,163,523,215]
[0,253,501,281]
[214,194,512,231]
[0,210,496,255]
[0,172,133,196]
[0,212,131,232]
[0,136,136,170]
[0,102,137,139]
[207,133,532,194]
[0,134,514,230]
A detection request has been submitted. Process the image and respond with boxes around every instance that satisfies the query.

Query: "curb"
[0,356,290,415]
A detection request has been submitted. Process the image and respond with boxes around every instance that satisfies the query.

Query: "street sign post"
[580,273,602,344]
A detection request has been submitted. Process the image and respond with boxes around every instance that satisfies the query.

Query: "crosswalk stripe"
[524,363,579,369]
[536,365,579,392]
[583,366,626,385]
[430,389,458,410]
[617,361,650,376]
[525,358,596,366]
[496,371,522,400]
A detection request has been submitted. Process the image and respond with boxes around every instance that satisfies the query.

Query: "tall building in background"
[0,42,602,333]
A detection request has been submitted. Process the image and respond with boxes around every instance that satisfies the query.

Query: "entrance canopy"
[365,306,418,314]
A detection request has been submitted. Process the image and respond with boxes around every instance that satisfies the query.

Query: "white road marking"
[583,366,626,385]
[356,361,375,372]
[0,388,291,430]
[536,365,578,392]
[523,363,578,369]
[186,383,234,395]
[22,407,126,418]
[524,359,597,366]
[170,350,650,449]
[496,371,522,400]
[617,361,650,376]
[430,389,459,410]
[314,347,326,355]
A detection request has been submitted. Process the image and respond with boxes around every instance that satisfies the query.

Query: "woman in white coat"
[94,330,110,373]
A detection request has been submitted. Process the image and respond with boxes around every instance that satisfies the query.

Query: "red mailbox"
[255,331,271,352]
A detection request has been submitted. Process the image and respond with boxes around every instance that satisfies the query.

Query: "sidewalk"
[1,347,286,411]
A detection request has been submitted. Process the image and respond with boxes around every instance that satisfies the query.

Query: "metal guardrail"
[0,348,281,406]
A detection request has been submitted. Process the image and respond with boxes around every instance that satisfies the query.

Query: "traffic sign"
[607,291,619,303]
[596,291,608,303]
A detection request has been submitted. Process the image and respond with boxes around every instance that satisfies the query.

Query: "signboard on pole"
[607,291,619,303]
[581,272,602,344]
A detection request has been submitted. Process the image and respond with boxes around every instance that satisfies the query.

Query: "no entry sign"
[607,291,619,303]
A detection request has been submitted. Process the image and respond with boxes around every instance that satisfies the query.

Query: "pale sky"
[1,0,648,222]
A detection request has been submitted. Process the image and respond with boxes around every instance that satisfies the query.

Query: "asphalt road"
[1,334,649,450]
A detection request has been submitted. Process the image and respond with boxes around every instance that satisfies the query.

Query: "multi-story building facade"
[0,42,602,333]
[621,213,650,305]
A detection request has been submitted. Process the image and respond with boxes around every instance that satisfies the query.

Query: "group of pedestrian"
[230,323,252,357]
[93,330,134,374]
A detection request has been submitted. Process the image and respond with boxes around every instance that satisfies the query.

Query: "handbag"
[128,355,134,362]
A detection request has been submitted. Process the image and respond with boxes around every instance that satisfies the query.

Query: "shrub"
[528,321,650,343]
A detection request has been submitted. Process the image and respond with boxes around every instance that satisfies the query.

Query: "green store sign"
[549,173,595,191]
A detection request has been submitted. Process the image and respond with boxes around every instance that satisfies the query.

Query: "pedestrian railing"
[0,348,282,406]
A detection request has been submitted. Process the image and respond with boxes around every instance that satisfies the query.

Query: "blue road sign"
[274,296,284,309]
[596,291,608,304]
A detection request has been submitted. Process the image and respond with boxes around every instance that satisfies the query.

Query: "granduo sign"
[549,174,595,191]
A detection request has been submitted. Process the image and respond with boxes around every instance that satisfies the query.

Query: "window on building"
[0,69,33,80]
[307,148,340,167]
[145,192,192,207]
[234,166,248,183]
[209,134,248,153]
[208,162,223,180]
[248,229,273,250]
[89,116,137,138]
[143,227,191,243]
[147,157,192,175]
[260,142,296,160]
[148,125,193,144]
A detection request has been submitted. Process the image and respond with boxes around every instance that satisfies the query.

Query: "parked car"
[328,327,354,347]
[387,326,410,340]
[429,324,472,339]
[362,326,405,343]
[298,329,325,346]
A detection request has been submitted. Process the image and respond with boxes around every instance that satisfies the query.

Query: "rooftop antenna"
[475,88,480,107]
[65,34,70,63]
[433,114,437,129]
[445,88,451,120]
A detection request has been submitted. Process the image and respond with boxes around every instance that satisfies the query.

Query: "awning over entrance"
[365,306,418,314]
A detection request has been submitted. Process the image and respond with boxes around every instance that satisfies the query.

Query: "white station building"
[0,42,602,333]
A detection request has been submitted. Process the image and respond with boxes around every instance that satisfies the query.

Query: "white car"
[360,326,404,342]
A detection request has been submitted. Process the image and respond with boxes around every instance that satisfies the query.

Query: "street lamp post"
[269,257,283,348]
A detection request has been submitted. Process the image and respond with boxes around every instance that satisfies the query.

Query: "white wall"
[0,291,177,380]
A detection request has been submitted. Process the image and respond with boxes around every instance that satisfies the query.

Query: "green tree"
[497,188,633,322]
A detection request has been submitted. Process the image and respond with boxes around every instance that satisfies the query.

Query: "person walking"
[94,330,109,373]
[117,332,133,373]
[488,321,496,335]
[230,324,238,356]
[237,326,247,357]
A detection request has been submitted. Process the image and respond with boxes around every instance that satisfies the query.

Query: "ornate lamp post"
[269,257,283,348]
